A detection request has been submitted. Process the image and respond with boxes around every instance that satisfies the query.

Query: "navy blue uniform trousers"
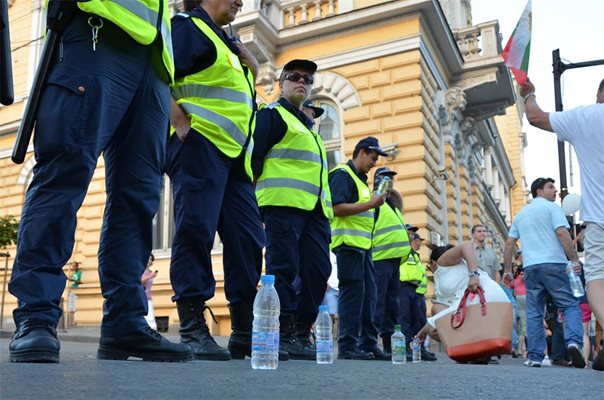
[8,13,169,336]
[166,132,264,305]
[335,247,378,351]
[373,258,401,338]
[262,204,331,324]
[399,282,422,339]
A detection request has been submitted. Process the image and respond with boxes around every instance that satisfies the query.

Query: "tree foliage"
[0,215,19,250]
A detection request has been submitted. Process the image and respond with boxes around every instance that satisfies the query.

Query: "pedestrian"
[471,224,501,283]
[141,254,158,331]
[167,0,265,361]
[503,177,585,368]
[521,77,604,371]
[513,265,528,358]
[8,0,192,363]
[66,262,82,328]
[413,233,436,359]
[301,99,324,121]
[252,58,332,360]
[328,136,390,360]
[371,167,410,355]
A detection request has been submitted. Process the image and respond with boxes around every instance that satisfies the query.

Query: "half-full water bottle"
[411,337,421,363]
[375,176,390,195]
[391,325,406,364]
[315,305,334,364]
[566,261,585,297]
[252,275,280,370]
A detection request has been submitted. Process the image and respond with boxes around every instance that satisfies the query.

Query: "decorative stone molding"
[257,62,278,95]
[312,71,360,111]
[17,156,36,186]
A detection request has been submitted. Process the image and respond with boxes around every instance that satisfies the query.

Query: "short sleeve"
[508,219,519,239]
[329,169,356,206]
[549,106,586,143]
[550,205,570,231]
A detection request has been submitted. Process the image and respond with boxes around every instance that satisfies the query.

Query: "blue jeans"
[525,263,583,362]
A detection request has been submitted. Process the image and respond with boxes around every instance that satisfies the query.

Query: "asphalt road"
[1,339,602,400]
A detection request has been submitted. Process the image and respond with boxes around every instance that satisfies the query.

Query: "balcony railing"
[453,21,501,61]
[281,0,338,28]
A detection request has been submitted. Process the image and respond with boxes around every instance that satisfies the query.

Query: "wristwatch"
[468,270,480,277]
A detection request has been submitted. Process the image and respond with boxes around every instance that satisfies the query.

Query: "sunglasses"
[284,72,314,85]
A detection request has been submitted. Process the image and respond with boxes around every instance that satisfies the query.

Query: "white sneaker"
[541,355,552,367]
[526,360,541,367]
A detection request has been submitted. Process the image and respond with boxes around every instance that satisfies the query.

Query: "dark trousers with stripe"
[166,133,264,306]
[335,246,378,351]
[262,204,331,324]
[373,258,401,339]
[398,282,422,340]
[8,13,169,336]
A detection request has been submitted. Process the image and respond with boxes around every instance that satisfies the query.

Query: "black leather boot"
[382,334,392,353]
[295,320,315,350]
[9,319,60,363]
[177,299,231,361]
[228,302,289,361]
[280,314,315,360]
[98,327,193,362]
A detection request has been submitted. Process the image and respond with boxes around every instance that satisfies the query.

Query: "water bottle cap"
[319,305,328,313]
[261,274,275,284]
[394,324,401,331]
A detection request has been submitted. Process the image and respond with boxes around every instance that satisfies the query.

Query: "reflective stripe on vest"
[329,164,374,250]
[372,203,411,261]
[171,15,255,179]
[255,104,333,219]
[78,0,174,82]
[400,252,423,283]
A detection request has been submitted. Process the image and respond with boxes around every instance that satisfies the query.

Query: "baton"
[0,0,13,106]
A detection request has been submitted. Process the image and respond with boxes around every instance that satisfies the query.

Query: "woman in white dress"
[418,242,510,340]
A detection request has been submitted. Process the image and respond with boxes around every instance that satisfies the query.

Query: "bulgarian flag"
[502,0,532,85]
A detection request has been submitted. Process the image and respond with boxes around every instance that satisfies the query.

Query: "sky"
[471,0,604,211]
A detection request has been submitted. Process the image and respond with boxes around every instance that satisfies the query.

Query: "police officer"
[253,59,332,360]
[371,167,412,354]
[8,0,192,363]
[399,231,437,361]
[167,0,265,361]
[328,137,390,360]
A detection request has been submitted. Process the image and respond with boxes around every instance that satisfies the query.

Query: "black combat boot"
[280,314,315,360]
[381,334,392,353]
[98,327,193,362]
[9,319,60,363]
[228,301,289,361]
[177,299,231,361]
[295,319,315,350]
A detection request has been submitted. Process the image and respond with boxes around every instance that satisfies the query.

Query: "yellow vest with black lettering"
[329,164,374,250]
[255,103,333,219]
[170,15,255,179]
[400,251,423,284]
[372,202,411,261]
[416,264,428,295]
[78,0,174,82]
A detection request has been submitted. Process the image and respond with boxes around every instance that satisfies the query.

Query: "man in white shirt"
[520,78,604,371]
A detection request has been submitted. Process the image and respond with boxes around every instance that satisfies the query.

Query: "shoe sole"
[337,355,375,360]
[97,346,193,362]
[9,349,59,363]
[567,345,586,369]
[193,353,231,361]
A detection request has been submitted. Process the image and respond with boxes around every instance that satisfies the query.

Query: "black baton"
[0,0,13,106]
[11,0,80,164]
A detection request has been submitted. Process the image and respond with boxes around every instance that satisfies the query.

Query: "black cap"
[375,167,397,177]
[303,100,324,118]
[354,136,388,157]
[281,59,317,78]
[405,224,419,232]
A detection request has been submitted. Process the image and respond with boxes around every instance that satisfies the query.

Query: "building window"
[315,101,343,170]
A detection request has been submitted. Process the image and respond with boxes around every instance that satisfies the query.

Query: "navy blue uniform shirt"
[171,6,243,79]
[252,97,314,177]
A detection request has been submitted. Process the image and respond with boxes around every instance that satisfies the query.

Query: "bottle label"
[392,339,406,355]
[316,339,333,354]
[252,331,279,352]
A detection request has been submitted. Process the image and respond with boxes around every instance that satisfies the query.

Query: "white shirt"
[550,104,604,224]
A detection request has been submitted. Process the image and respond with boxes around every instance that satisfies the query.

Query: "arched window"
[314,101,343,170]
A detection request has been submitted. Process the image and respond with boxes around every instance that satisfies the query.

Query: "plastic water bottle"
[252,275,280,370]
[376,176,389,195]
[412,337,421,363]
[391,325,406,364]
[315,305,334,364]
[566,261,585,297]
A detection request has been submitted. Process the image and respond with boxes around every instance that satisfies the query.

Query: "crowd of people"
[6,0,603,373]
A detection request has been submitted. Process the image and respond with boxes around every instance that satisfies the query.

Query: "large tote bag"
[435,287,513,362]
